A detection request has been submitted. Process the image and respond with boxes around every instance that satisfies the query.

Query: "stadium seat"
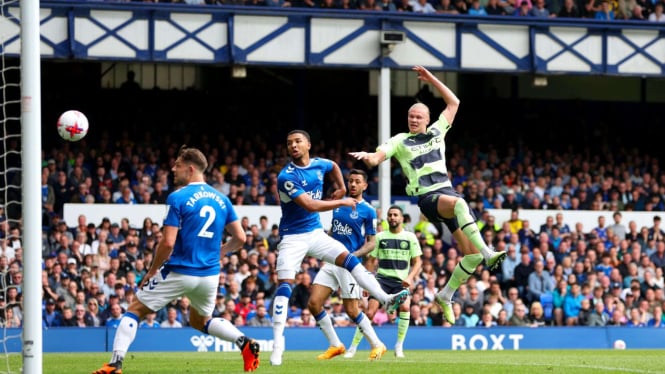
[540,293,554,323]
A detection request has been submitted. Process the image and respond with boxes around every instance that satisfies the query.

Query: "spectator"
[508,302,530,326]
[529,301,547,327]
[437,0,460,13]
[577,298,593,326]
[246,305,272,327]
[647,305,664,327]
[513,253,533,300]
[86,298,102,327]
[485,0,508,14]
[527,260,554,303]
[43,298,64,327]
[71,304,94,327]
[468,0,489,14]
[328,298,352,327]
[529,0,551,16]
[625,307,646,327]
[287,309,316,327]
[454,0,468,12]
[595,0,615,19]
[395,0,414,11]
[460,303,480,327]
[139,312,160,328]
[160,307,183,328]
[648,2,665,22]
[563,283,584,325]
[477,309,497,327]
[650,241,665,269]
[587,301,609,326]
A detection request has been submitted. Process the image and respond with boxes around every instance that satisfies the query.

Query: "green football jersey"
[377,114,452,196]
[370,229,422,281]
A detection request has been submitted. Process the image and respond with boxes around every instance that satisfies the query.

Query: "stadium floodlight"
[232,65,247,79]
[533,75,548,87]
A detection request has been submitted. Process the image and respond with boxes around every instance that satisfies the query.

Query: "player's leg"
[188,275,259,372]
[347,297,381,357]
[94,270,176,374]
[312,233,408,311]
[271,236,308,366]
[394,299,411,358]
[337,269,386,360]
[308,264,345,359]
[435,229,483,324]
[431,192,501,265]
[419,192,504,324]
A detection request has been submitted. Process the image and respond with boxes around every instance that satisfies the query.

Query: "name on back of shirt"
[186,190,227,209]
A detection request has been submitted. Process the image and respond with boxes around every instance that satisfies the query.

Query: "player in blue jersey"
[94,146,260,374]
[350,65,506,325]
[270,130,409,366]
[306,169,387,361]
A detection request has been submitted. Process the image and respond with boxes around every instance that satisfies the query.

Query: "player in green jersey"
[346,205,421,358]
[349,65,506,325]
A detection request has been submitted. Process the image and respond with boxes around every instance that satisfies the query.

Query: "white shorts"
[313,262,362,299]
[137,269,218,317]
[276,229,347,280]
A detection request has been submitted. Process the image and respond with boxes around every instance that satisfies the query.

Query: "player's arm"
[348,149,387,168]
[139,225,177,288]
[403,255,422,289]
[221,220,246,257]
[353,234,376,258]
[293,193,356,212]
[412,65,460,126]
[328,162,347,200]
[364,253,377,273]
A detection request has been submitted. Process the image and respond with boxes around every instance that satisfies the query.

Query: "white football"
[57,110,89,142]
[613,339,626,350]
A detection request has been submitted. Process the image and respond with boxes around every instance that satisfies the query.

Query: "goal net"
[2,0,43,372]
[0,0,23,372]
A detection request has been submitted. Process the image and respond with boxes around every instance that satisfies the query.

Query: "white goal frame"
[20,0,42,372]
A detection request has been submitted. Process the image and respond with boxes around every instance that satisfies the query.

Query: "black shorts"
[417,187,476,233]
[368,276,404,303]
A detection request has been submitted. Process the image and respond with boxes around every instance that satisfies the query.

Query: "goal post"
[20,0,42,372]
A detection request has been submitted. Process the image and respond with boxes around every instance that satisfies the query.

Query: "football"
[57,110,89,142]
[613,339,626,350]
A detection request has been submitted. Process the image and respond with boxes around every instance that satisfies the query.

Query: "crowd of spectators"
[0,124,664,331]
[110,0,665,23]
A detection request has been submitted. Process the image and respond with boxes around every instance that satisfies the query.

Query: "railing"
[1,2,664,75]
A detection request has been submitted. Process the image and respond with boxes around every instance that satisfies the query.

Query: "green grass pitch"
[3,350,662,374]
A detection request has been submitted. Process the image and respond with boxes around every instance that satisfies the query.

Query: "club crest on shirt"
[284,181,295,196]
[317,170,323,181]
[350,210,359,219]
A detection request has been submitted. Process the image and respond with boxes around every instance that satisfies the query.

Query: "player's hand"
[402,279,412,288]
[341,198,358,210]
[349,151,369,160]
[413,65,436,83]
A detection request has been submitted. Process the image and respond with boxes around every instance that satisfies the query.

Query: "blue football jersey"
[162,182,238,276]
[330,200,377,253]
[277,158,333,235]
